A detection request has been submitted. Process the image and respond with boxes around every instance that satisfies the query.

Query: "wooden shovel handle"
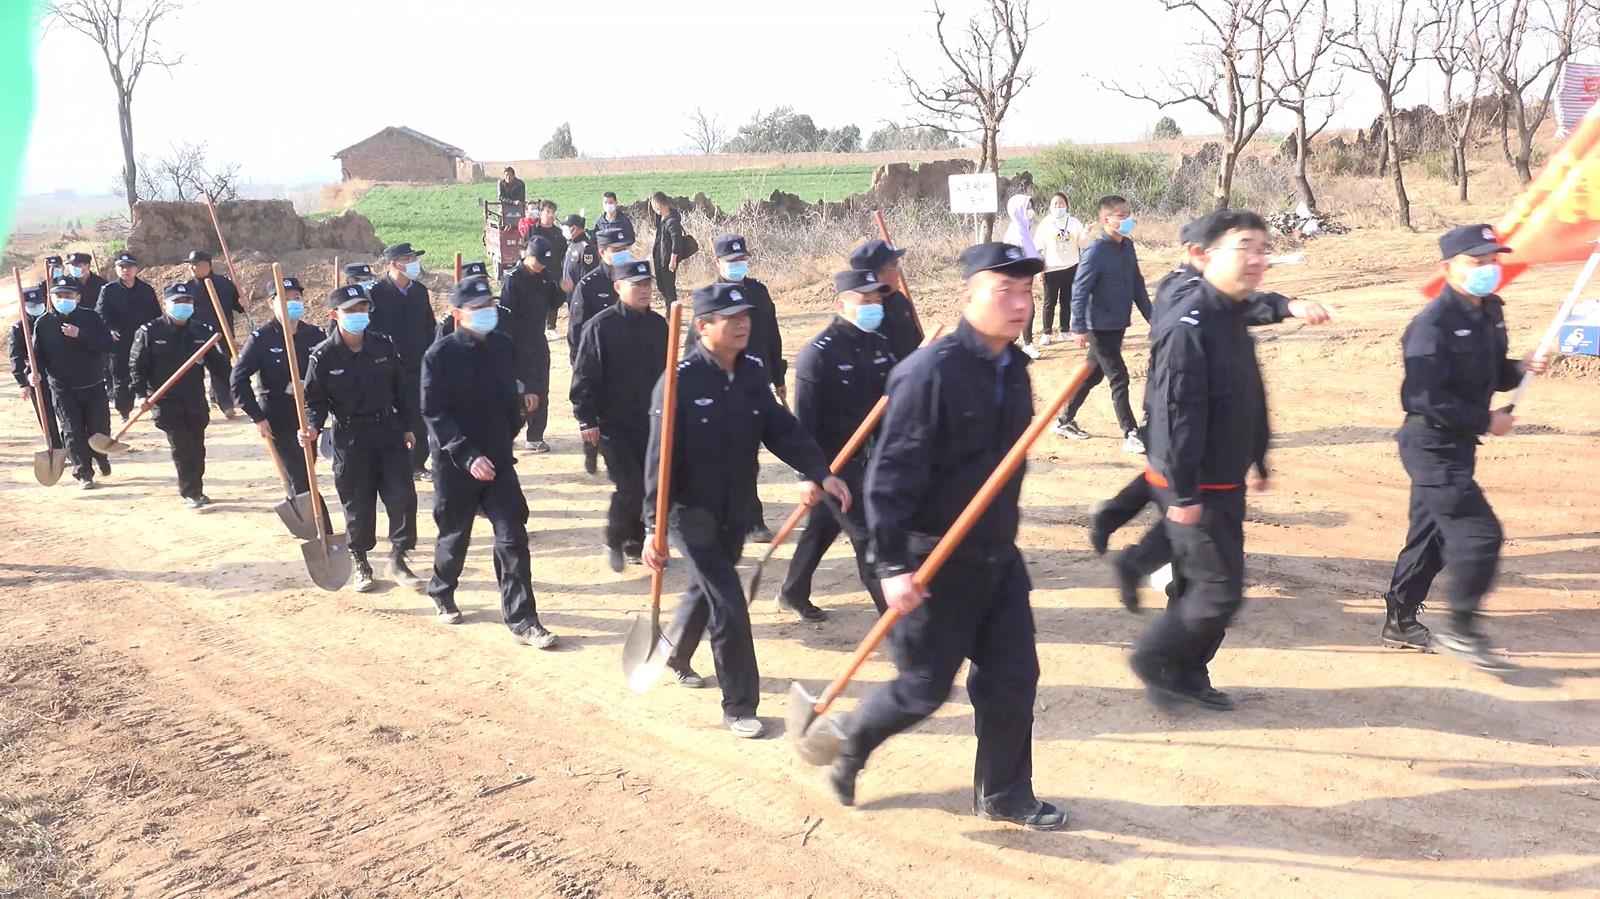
[271,263,330,542]
[454,252,463,283]
[647,300,688,611]
[203,194,243,292]
[202,277,239,362]
[112,333,223,443]
[812,359,1099,714]
[12,268,52,443]
[874,210,924,335]
[332,256,342,295]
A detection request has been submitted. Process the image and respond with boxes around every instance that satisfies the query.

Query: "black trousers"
[1136,487,1246,689]
[51,382,110,482]
[25,385,63,449]
[656,264,678,306]
[154,404,208,498]
[1098,473,1174,578]
[402,370,428,472]
[428,458,541,632]
[1061,329,1137,435]
[329,420,417,555]
[206,360,233,414]
[1387,429,1502,617]
[778,466,886,614]
[544,303,559,331]
[523,394,549,443]
[664,508,757,718]
[109,339,136,417]
[843,548,1040,814]
[1041,266,1076,334]
[598,433,646,552]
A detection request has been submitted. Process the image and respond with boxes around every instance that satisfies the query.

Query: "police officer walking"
[848,239,924,361]
[558,213,595,336]
[775,269,899,621]
[368,243,437,480]
[711,234,787,542]
[30,276,114,488]
[641,282,847,738]
[1381,224,1544,670]
[130,283,234,507]
[230,276,325,494]
[10,282,63,450]
[342,262,377,290]
[95,251,162,421]
[570,259,667,571]
[500,236,561,453]
[301,284,424,594]
[64,253,108,319]
[648,192,686,306]
[569,224,630,475]
[422,278,559,649]
[183,250,246,418]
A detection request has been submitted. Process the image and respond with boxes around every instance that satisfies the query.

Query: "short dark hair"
[603,191,618,201]
[541,200,558,212]
[1194,210,1269,248]
[1098,195,1128,213]
[503,166,515,175]
[1051,192,1069,206]
[651,191,670,204]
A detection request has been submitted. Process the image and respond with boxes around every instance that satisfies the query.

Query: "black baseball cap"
[714,234,750,260]
[449,276,495,307]
[185,250,213,264]
[22,283,45,304]
[596,226,633,249]
[272,276,305,296]
[382,242,424,261]
[1178,215,1209,247]
[525,236,554,260]
[460,261,489,279]
[343,262,374,279]
[563,213,586,228]
[692,282,753,318]
[329,284,370,309]
[66,252,92,265]
[616,260,653,283]
[1439,224,1512,259]
[848,239,906,271]
[113,251,138,267]
[958,242,1044,279]
[834,269,890,295]
[163,283,195,301]
[44,255,62,266]
[49,276,82,295]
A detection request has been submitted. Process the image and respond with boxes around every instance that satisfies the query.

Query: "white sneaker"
[1121,429,1146,454]
[1021,343,1042,359]
[1053,421,1090,440]
[1037,333,1052,346]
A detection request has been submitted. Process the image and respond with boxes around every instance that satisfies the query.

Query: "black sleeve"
[760,298,786,389]
[665,215,684,259]
[9,324,27,387]
[758,375,831,484]
[302,349,332,432]
[570,318,603,430]
[866,362,939,577]
[1402,324,1492,434]
[421,345,478,470]
[643,371,674,533]
[1132,249,1153,323]
[1158,323,1211,506]
[520,308,549,395]
[386,337,411,424]
[230,334,267,421]
[1496,357,1523,393]
[220,277,245,313]
[1243,290,1294,327]
[129,326,153,396]
[79,313,114,354]
[792,343,824,442]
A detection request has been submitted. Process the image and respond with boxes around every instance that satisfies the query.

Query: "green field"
[344,159,1036,264]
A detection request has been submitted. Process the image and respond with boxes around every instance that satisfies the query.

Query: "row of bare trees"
[1113,0,1598,227]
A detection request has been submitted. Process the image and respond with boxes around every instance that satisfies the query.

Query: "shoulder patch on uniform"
[693,397,713,406]
[743,353,765,367]
[250,329,263,338]
[1454,329,1472,337]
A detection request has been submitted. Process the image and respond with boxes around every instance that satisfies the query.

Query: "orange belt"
[1144,468,1240,491]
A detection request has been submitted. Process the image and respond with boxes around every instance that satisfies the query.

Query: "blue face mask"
[403,260,422,279]
[67,266,84,279]
[285,300,305,322]
[724,261,749,281]
[609,249,633,266]
[1052,207,1068,219]
[25,303,45,317]
[359,279,378,292]
[168,302,195,322]
[467,306,499,333]
[53,298,78,315]
[339,311,370,334]
[1462,263,1501,297]
[852,302,885,332]
[1116,218,1136,236]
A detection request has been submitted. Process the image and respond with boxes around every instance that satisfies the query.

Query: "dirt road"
[2,244,1597,897]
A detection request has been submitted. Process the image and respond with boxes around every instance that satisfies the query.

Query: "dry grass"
[0,791,95,898]
[478,146,1055,179]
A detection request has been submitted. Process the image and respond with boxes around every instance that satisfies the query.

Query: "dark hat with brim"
[616,260,654,283]
[163,283,195,301]
[692,282,753,318]
[382,242,425,261]
[848,239,906,271]
[834,269,890,295]
[959,242,1044,279]
[329,284,370,309]
[714,234,751,260]
[563,214,586,228]
[596,226,634,249]
[449,276,495,308]
[272,276,305,296]
[114,251,138,266]
[343,262,374,279]
[460,261,489,279]
[1439,224,1512,259]
[49,276,82,295]
[185,250,213,264]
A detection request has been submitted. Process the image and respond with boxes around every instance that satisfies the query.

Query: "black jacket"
[644,342,831,533]
[866,319,1033,577]
[567,266,617,356]
[433,306,547,397]
[563,231,598,293]
[720,276,786,389]
[129,317,231,412]
[498,177,526,203]
[9,318,39,388]
[1070,234,1152,334]
[1146,279,1268,505]
[794,315,898,469]
[229,319,324,422]
[570,302,667,443]
[31,308,113,389]
[303,331,409,432]
[421,328,524,472]
[184,274,245,332]
[651,209,684,267]
[367,275,437,374]
[880,289,924,361]
[1400,284,1521,438]
[96,277,162,343]
[498,264,558,393]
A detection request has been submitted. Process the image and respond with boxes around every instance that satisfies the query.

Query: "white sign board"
[948,173,999,215]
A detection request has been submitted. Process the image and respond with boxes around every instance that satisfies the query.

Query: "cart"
[483,199,526,279]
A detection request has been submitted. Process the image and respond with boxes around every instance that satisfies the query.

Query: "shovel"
[13,268,67,484]
[789,360,1098,766]
[747,324,946,602]
[622,299,687,692]
[263,438,318,540]
[204,191,255,329]
[202,277,241,363]
[873,210,924,335]
[272,262,350,591]
[89,333,223,454]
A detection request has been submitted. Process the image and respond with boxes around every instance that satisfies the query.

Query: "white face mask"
[604,203,618,215]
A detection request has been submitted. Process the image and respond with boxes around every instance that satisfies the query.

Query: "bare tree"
[1110,0,1294,212]
[46,0,185,215]
[682,107,728,155]
[135,141,240,203]
[1430,0,1496,202]
[1490,0,1592,184]
[1272,0,1343,212]
[1335,0,1427,228]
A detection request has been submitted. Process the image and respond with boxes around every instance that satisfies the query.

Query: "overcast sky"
[23,0,1427,195]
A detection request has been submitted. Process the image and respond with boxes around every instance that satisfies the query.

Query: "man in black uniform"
[183,249,246,418]
[10,282,63,450]
[500,236,562,453]
[230,276,325,495]
[343,262,377,290]
[560,213,594,295]
[530,202,568,274]
[571,259,666,572]
[302,284,424,595]
[64,253,109,320]
[30,276,113,488]
[95,251,162,421]
[422,278,559,649]
[1381,224,1544,669]
[498,166,526,204]
[775,269,898,621]
[827,242,1064,830]
[569,224,631,476]
[642,282,847,737]
[712,234,786,542]
[368,242,437,480]
[597,191,634,234]
[848,239,924,361]
[649,192,686,306]
[130,283,233,508]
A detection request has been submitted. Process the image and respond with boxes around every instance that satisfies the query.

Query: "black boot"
[829,751,865,807]
[1381,593,1430,650]
[351,551,376,593]
[1433,613,1515,672]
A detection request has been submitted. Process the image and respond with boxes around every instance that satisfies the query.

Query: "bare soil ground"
[1,229,1597,897]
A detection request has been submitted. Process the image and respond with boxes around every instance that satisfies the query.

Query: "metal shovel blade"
[301,531,352,592]
[87,433,130,455]
[275,492,319,541]
[33,449,66,486]
[621,612,672,693]
[787,681,845,766]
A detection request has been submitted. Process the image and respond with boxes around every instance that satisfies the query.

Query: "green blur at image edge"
[0,0,39,263]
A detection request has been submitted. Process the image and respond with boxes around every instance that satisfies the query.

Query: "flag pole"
[1508,240,1600,412]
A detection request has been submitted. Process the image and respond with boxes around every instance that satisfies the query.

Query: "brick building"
[333,126,475,182]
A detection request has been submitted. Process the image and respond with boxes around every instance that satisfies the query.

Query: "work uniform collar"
[954,317,1027,367]
[1194,276,1249,317]
[449,324,488,346]
[1440,282,1492,320]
